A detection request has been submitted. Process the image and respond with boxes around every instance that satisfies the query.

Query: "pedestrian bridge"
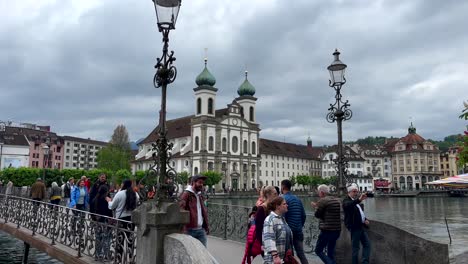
[0,193,323,263]
[1,192,449,264]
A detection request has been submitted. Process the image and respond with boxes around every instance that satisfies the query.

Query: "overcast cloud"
[1,0,467,146]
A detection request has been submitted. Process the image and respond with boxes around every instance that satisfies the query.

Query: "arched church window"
[252,141,256,155]
[243,140,248,154]
[208,98,213,114]
[232,136,238,152]
[222,137,227,152]
[249,106,254,122]
[195,136,199,151]
[194,167,199,175]
[208,136,214,151]
[197,98,202,115]
[240,107,244,118]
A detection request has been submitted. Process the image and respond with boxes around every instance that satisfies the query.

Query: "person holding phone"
[343,184,371,264]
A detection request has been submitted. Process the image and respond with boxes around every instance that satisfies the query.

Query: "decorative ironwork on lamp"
[145,0,182,205]
[326,49,353,196]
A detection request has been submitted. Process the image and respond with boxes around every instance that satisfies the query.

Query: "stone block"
[164,234,219,264]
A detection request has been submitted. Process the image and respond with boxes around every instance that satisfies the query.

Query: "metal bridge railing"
[0,194,137,263]
[206,203,321,255]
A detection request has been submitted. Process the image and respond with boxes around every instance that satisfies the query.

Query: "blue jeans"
[292,231,308,264]
[350,228,371,264]
[187,228,207,247]
[315,230,340,264]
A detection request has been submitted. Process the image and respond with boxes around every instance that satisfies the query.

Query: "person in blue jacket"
[281,179,308,264]
[69,179,89,211]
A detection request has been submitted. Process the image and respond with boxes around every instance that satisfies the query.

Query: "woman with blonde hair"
[254,186,278,250]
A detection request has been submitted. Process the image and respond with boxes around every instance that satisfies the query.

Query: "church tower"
[235,71,257,123]
[194,58,217,117]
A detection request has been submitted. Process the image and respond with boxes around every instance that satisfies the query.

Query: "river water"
[212,196,468,257]
[0,230,62,264]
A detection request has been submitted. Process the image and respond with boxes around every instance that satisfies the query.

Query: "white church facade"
[132,59,322,190]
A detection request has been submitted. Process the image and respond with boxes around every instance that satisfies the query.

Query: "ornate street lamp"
[326,49,352,196]
[42,144,50,181]
[148,0,181,204]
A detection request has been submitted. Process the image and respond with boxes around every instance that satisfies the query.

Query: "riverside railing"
[0,194,136,263]
[207,203,321,255]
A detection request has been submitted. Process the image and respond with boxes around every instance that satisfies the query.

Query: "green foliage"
[0,168,112,187]
[201,171,223,186]
[134,171,146,182]
[114,169,132,184]
[96,145,132,172]
[457,131,468,170]
[345,136,393,145]
[429,134,463,152]
[176,171,190,185]
[296,175,311,187]
[288,175,296,187]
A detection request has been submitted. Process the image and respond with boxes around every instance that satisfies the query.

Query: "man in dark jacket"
[30,178,46,201]
[281,179,308,264]
[179,175,209,247]
[343,184,371,264]
[312,184,341,264]
[89,174,109,210]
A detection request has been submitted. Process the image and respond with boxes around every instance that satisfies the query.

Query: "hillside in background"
[344,135,462,152]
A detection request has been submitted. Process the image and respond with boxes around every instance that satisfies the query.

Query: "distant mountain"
[130,138,144,151]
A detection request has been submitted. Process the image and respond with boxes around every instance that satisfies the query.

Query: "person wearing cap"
[179,174,210,247]
[30,178,46,202]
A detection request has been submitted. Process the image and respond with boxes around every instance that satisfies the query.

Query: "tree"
[96,145,132,172]
[177,171,190,185]
[201,171,222,187]
[110,124,131,151]
[289,175,297,187]
[296,175,310,187]
[115,169,132,184]
[457,103,468,172]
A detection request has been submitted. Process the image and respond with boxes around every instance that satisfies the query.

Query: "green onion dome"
[237,71,256,96]
[195,58,216,86]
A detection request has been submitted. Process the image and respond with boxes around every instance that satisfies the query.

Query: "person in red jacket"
[179,175,209,247]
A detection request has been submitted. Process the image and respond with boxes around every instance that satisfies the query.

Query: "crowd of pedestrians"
[11,173,147,262]
[242,180,372,264]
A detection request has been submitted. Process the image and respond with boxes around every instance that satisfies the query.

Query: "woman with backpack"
[242,186,278,264]
[107,179,139,259]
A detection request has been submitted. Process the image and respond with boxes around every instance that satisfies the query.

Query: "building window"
[208,162,214,171]
[208,136,214,151]
[208,98,213,114]
[240,107,244,118]
[194,167,199,175]
[249,106,254,122]
[252,142,256,155]
[197,98,202,114]
[222,138,227,152]
[243,140,248,154]
[232,136,239,152]
[195,136,200,151]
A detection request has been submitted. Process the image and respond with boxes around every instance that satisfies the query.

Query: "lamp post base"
[132,201,189,264]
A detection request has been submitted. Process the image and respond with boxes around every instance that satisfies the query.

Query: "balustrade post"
[223,204,228,240]
[22,242,30,264]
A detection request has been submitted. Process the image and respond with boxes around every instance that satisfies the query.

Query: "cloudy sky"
[1,0,467,146]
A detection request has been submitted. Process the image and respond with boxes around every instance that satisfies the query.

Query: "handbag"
[283,249,299,264]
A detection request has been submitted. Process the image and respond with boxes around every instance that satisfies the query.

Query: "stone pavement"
[207,236,322,264]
